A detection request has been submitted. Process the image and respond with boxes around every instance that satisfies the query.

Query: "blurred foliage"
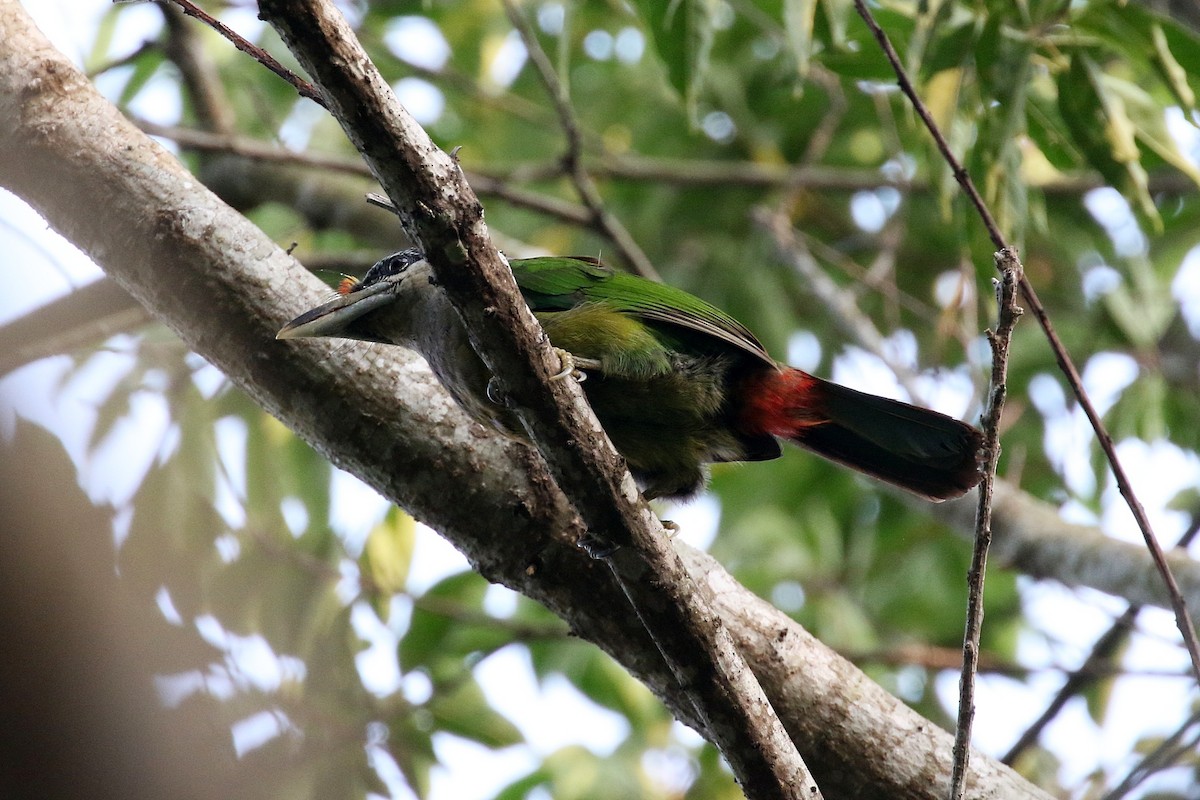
[11,0,1200,797]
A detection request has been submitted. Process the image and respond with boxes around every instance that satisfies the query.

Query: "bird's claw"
[550,348,596,383]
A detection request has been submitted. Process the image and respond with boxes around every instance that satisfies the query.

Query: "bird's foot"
[660,519,680,538]
[550,348,600,383]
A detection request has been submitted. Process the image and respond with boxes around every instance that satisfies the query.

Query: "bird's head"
[277,248,436,345]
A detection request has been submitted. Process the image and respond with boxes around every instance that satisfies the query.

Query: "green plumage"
[514,257,773,369]
[515,257,780,497]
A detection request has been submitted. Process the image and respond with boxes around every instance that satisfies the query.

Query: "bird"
[278,249,983,502]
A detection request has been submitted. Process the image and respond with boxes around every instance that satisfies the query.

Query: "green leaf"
[1102,74,1200,190]
[361,507,415,602]
[821,0,853,49]
[427,677,524,748]
[399,570,489,673]
[1150,22,1196,115]
[388,714,437,799]
[783,0,818,78]
[630,0,716,123]
[1103,258,1176,349]
[1058,53,1159,229]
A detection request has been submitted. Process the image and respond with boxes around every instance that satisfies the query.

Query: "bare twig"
[507,154,1194,195]
[499,0,659,280]
[946,251,1022,800]
[1100,706,1200,800]
[757,207,929,402]
[136,120,595,226]
[1004,606,1136,765]
[1004,512,1200,767]
[852,0,1200,695]
[848,641,1190,680]
[163,0,325,105]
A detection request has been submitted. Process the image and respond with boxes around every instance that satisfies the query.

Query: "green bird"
[278,249,982,501]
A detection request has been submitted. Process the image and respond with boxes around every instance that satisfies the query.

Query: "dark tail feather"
[793,379,983,501]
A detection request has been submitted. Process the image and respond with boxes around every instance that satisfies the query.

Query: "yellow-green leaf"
[362,507,415,596]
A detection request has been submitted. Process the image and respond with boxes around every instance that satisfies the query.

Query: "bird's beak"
[276,275,401,340]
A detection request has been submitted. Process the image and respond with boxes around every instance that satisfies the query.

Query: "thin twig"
[852,0,1200,689]
[1004,512,1200,767]
[136,120,596,226]
[1100,706,1200,800]
[1003,606,1136,765]
[499,0,659,280]
[517,154,1193,195]
[948,250,1022,800]
[757,207,929,402]
[848,641,1191,680]
[163,0,326,106]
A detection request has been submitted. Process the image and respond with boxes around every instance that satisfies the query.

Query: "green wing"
[511,256,774,366]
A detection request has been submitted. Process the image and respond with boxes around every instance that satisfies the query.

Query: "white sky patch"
[483,583,519,618]
[913,365,977,419]
[786,330,822,371]
[367,738,419,800]
[280,496,309,536]
[1082,263,1121,302]
[329,468,392,555]
[1080,352,1138,416]
[487,30,528,90]
[1100,439,1200,546]
[404,525,473,594]
[1013,582,1195,790]
[1028,365,1136,498]
[352,601,403,696]
[832,344,908,402]
[933,269,974,309]
[1165,106,1200,165]
[537,3,565,35]
[614,27,645,63]
[661,493,722,551]
[232,710,292,757]
[24,0,159,65]
[430,735,537,800]
[701,110,736,144]
[850,187,900,233]
[1084,188,1147,258]
[393,77,445,125]
[474,646,630,755]
[1171,244,1200,337]
[212,415,248,528]
[277,100,328,152]
[93,65,182,126]
[383,16,450,69]
[156,585,184,625]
